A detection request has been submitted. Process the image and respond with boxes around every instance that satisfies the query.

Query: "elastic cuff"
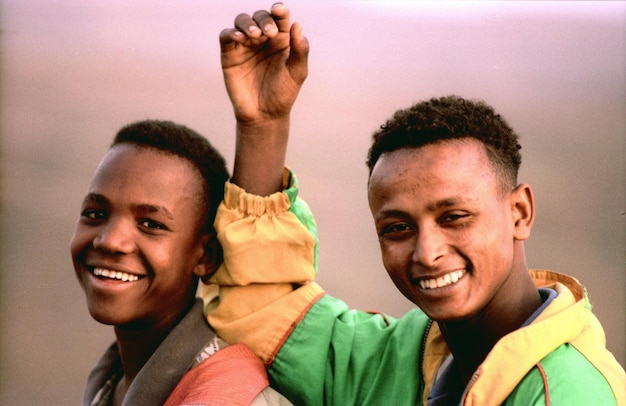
[223,168,294,217]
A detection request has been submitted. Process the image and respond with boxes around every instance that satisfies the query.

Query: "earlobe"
[511,183,535,241]
[194,233,223,282]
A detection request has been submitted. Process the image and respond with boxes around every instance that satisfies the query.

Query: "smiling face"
[70,144,211,329]
[368,139,531,322]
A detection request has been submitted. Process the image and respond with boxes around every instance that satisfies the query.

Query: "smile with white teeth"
[93,267,140,282]
[419,270,465,290]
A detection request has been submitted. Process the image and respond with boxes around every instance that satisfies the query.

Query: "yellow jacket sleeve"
[203,169,324,363]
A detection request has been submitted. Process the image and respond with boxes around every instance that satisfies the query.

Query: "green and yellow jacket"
[205,170,624,406]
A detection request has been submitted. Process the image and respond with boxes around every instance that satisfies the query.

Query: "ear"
[510,183,535,241]
[193,232,222,282]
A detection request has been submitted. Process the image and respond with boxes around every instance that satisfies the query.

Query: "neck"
[113,299,194,384]
[114,327,169,382]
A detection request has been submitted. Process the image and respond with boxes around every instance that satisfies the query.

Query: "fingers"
[231,3,291,40]
[287,21,309,84]
[219,28,245,52]
[220,2,309,80]
[219,4,283,53]
[268,3,291,33]
[252,10,279,38]
[234,12,264,39]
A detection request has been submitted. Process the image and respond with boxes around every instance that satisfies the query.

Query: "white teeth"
[93,267,139,282]
[419,270,465,290]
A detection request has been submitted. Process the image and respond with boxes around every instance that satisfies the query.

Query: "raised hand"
[220,3,309,126]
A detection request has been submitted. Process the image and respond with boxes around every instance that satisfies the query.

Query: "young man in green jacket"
[206,3,625,405]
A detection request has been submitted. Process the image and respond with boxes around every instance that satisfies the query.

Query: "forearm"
[232,116,289,196]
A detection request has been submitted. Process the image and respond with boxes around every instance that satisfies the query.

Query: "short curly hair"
[112,120,229,233]
[366,96,522,192]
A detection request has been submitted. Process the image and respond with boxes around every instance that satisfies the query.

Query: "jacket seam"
[266,291,326,367]
[536,362,550,406]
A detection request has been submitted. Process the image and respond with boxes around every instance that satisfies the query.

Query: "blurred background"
[1,1,624,403]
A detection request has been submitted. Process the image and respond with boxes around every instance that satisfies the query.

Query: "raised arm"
[220,3,309,195]
[206,3,320,363]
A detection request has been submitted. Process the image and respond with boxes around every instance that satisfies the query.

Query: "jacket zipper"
[419,320,481,406]
[419,320,433,405]
[458,368,481,405]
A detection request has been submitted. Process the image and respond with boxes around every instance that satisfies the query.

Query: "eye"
[81,209,107,222]
[440,212,470,225]
[138,218,167,231]
[379,222,414,240]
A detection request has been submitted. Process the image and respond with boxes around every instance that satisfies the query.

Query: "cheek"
[379,240,411,276]
[70,226,91,259]
[380,246,416,302]
[152,241,197,278]
[149,244,177,271]
[469,229,514,274]
[378,241,395,270]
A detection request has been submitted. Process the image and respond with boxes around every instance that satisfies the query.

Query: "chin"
[428,313,467,323]
[88,311,120,326]
[416,300,471,322]
[86,300,132,326]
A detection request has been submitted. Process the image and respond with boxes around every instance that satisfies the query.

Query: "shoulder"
[165,344,269,406]
[289,295,430,363]
[303,295,429,335]
[506,344,618,405]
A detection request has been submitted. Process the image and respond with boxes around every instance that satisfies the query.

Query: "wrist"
[236,115,290,138]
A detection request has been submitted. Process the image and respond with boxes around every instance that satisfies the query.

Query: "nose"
[93,217,135,254]
[412,228,445,267]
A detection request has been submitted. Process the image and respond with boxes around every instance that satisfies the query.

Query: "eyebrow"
[83,193,108,206]
[427,197,465,212]
[82,193,174,220]
[375,197,468,220]
[134,203,174,220]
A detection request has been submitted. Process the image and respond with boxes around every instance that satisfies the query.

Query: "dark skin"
[368,141,542,384]
[220,2,308,195]
[222,2,542,390]
[70,146,216,404]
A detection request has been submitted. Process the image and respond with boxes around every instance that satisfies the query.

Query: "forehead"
[368,139,498,204]
[88,144,204,210]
